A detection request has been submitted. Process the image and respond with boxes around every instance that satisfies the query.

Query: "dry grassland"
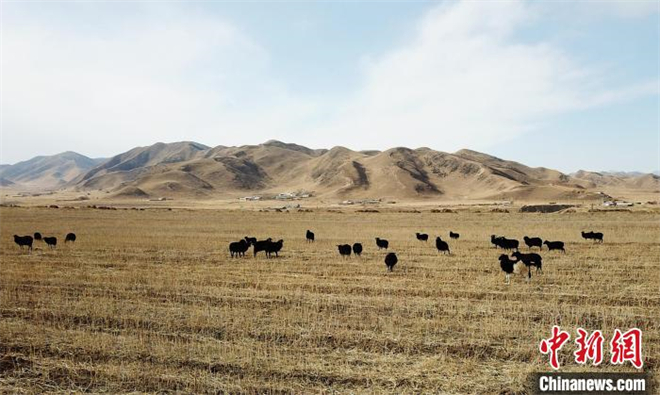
[1,206,659,394]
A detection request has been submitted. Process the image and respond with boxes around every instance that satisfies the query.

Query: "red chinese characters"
[610,328,643,369]
[539,325,571,370]
[574,328,604,365]
[540,326,644,369]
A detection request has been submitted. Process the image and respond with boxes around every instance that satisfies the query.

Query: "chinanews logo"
[539,326,643,370]
[533,326,650,395]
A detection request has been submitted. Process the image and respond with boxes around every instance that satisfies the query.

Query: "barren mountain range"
[1,140,658,201]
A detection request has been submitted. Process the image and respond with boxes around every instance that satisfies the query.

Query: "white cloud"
[307,0,657,152]
[1,4,318,163]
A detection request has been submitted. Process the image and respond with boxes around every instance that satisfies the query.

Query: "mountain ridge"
[2,141,658,201]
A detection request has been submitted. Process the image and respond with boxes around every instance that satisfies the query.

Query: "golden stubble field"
[0,206,659,394]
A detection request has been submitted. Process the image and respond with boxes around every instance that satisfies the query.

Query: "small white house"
[276,192,296,200]
[239,196,261,201]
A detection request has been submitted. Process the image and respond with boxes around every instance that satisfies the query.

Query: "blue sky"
[1,0,658,173]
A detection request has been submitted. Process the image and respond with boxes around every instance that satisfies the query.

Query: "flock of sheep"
[227,229,606,284]
[12,226,605,285]
[13,232,76,251]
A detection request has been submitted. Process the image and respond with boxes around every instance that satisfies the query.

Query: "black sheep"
[229,239,251,258]
[523,236,543,250]
[375,237,389,250]
[449,231,459,240]
[491,235,501,248]
[265,239,284,258]
[543,240,565,253]
[493,236,519,251]
[44,236,57,249]
[33,232,42,241]
[499,254,519,284]
[352,243,363,257]
[252,238,273,257]
[245,236,257,245]
[14,235,33,251]
[65,233,76,243]
[306,230,315,243]
[337,244,352,258]
[435,237,450,254]
[512,251,542,279]
[581,231,604,243]
[416,233,429,242]
[384,252,398,272]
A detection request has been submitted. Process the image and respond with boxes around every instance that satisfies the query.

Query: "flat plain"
[1,206,659,394]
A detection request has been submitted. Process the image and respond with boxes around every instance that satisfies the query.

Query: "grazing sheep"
[512,251,542,279]
[449,231,460,240]
[252,238,273,257]
[375,237,389,250]
[503,237,520,251]
[352,243,363,257]
[14,235,33,251]
[43,236,57,249]
[543,240,565,253]
[523,236,543,250]
[65,233,76,243]
[33,232,42,241]
[498,254,519,284]
[435,237,450,254]
[337,244,352,258]
[229,239,251,258]
[493,236,519,251]
[491,235,501,248]
[384,252,398,272]
[416,233,429,242]
[244,236,257,245]
[306,230,315,243]
[265,239,284,258]
[581,231,604,243]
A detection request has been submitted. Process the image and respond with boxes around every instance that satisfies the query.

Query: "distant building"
[603,200,633,207]
[239,196,261,201]
[276,193,296,200]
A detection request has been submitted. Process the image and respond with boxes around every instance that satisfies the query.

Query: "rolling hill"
[0,151,104,189]
[2,141,658,201]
